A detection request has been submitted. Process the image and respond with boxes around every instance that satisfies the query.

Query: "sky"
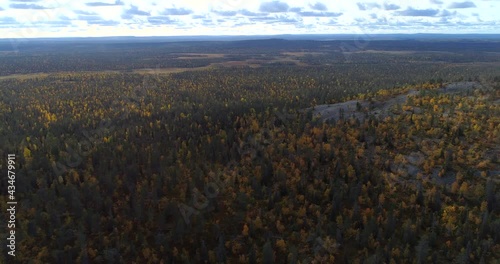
[0,0,499,38]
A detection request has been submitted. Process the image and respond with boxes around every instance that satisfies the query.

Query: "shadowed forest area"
[0,37,499,263]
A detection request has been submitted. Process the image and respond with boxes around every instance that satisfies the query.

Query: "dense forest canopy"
[0,38,499,263]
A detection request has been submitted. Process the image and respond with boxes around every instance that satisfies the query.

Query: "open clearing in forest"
[0,70,123,81]
[281,51,325,56]
[309,81,489,123]
[0,52,315,81]
[0,72,51,80]
[174,53,225,59]
[349,50,416,55]
[132,65,213,74]
[308,81,499,186]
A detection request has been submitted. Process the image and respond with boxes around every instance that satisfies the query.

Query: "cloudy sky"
[0,0,498,38]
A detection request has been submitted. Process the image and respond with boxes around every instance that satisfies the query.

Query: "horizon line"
[2,33,500,41]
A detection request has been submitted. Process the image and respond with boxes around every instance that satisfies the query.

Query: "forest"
[0,37,499,263]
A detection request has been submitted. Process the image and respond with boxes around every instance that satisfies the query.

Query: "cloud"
[439,9,458,16]
[78,15,102,21]
[232,21,252,26]
[58,15,72,21]
[0,0,497,36]
[122,5,150,19]
[288,6,342,17]
[249,15,299,23]
[9,3,49,9]
[239,10,266,16]
[383,3,400,10]
[324,19,338,25]
[213,10,237,16]
[200,19,213,25]
[0,17,72,28]
[249,16,277,22]
[259,1,289,13]
[295,11,342,17]
[310,2,327,11]
[395,7,440,16]
[75,14,120,26]
[357,2,381,10]
[0,17,17,24]
[161,8,192,16]
[39,20,73,27]
[275,16,300,23]
[148,16,175,25]
[448,1,476,8]
[74,10,97,15]
[85,0,123,7]
[87,20,120,26]
[471,13,483,22]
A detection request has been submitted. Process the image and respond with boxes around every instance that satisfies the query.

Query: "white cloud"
[448,1,476,8]
[0,0,498,38]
